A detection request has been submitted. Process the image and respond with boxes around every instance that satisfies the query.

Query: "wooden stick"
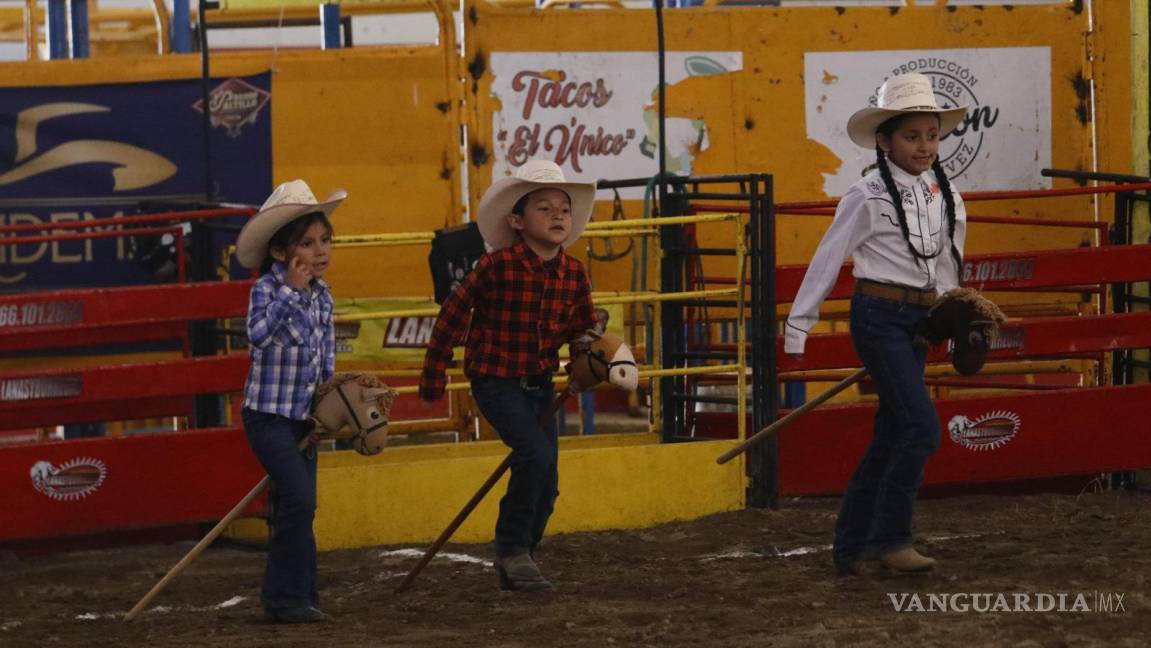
[716,367,868,465]
[394,386,574,594]
[123,438,309,622]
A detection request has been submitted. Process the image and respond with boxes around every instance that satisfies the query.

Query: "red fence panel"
[773,384,1151,496]
[0,355,249,430]
[0,427,265,543]
[778,311,1151,372]
[773,243,1151,303]
[0,281,252,353]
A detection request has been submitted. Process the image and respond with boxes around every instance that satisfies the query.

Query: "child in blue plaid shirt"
[234,180,345,624]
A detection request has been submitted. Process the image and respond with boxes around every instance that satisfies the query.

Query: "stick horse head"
[312,373,398,455]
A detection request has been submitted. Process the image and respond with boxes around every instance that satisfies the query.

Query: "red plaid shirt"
[420,243,596,400]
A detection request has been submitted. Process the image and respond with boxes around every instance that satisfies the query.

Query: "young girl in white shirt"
[785,73,969,576]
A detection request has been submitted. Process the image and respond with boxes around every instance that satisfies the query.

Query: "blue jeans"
[834,294,940,564]
[242,408,318,611]
[471,377,558,558]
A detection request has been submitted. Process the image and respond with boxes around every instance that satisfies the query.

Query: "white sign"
[490,52,743,199]
[804,48,1052,196]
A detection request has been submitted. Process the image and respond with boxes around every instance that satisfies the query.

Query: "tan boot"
[880,547,936,572]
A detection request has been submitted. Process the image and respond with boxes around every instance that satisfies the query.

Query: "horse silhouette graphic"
[0,102,177,191]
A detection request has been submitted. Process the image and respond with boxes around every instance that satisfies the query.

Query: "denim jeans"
[242,408,318,611]
[833,294,941,564]
[471,377,558,558]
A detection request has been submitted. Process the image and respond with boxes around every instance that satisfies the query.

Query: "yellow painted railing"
[330,210,749,440]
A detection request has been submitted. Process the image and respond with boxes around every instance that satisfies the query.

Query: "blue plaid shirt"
[243,262,335,420]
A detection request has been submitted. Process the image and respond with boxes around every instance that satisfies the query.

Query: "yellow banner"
[333,299,626,365]
[334,297,436,364]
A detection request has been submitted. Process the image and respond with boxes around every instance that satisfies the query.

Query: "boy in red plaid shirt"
[420,160,597,592]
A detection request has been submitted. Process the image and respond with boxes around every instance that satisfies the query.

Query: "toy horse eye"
[370,410,381,420]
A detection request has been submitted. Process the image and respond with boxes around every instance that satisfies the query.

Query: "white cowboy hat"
[235,179,346,269]
[476,159,596,251]
[846,73,969,149]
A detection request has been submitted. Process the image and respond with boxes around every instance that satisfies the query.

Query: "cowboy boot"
[879,547,936,572]
[496,554,553,592]
[264,606,329,624]
[833,557,865,577]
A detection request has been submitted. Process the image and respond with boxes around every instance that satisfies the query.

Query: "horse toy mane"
[918,287,1008,376]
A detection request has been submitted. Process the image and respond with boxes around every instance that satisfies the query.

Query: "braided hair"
[932,157,964,276]
[874,114,963,279]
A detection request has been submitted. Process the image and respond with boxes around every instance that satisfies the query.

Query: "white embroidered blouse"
[784,163,967,354]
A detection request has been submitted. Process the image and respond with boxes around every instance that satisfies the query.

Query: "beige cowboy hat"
[235,179,346,269]
[846,73,969,149]
[476,159,596,251]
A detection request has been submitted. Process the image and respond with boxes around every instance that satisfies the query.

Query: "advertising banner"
[334,299,627,364]
[489,52,743,199]
[804,48,1052,195]
[0,73,273,290]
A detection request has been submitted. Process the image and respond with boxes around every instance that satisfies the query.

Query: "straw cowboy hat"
[476,159,596,251]
[235,179,346,269]
[846,73,969,149]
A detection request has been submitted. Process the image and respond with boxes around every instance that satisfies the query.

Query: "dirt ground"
[3,489,1149,648]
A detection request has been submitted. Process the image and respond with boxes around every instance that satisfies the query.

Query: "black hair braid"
[875,147,937,270]
[932,158,964,281]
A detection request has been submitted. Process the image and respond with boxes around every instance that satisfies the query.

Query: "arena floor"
[3,490,1148,647]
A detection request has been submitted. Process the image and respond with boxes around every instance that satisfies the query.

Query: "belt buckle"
[519,374,551,391]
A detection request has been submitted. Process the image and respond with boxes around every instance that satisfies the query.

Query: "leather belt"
[855,279,937,307]
[520,373,553,390]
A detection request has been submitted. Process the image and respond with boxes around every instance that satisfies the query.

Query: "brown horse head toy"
[312,373,398,455]
[918,288,1008,376]
[567,332,639,393]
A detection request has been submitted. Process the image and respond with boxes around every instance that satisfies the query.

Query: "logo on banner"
[491,51,742,188]
[947,411,1021,451]
[335,321,361,354]
[500,69,635,173]
[382,317,435,348]
[30,457,107,501]
[962,257,1035,284]
[989,327,1024,351]
[880,58,1000,178]
[0,103,177,191]
[0,375,82,401]
[0,300,83,329]
[193,78,270,138]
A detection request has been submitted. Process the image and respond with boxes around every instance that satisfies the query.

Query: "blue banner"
[0,73,272,291]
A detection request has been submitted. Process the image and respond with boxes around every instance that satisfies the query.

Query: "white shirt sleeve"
[784,185,873,355]
[934,189,967,292]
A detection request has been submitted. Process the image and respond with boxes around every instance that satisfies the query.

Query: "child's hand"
[285,255,312,290]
